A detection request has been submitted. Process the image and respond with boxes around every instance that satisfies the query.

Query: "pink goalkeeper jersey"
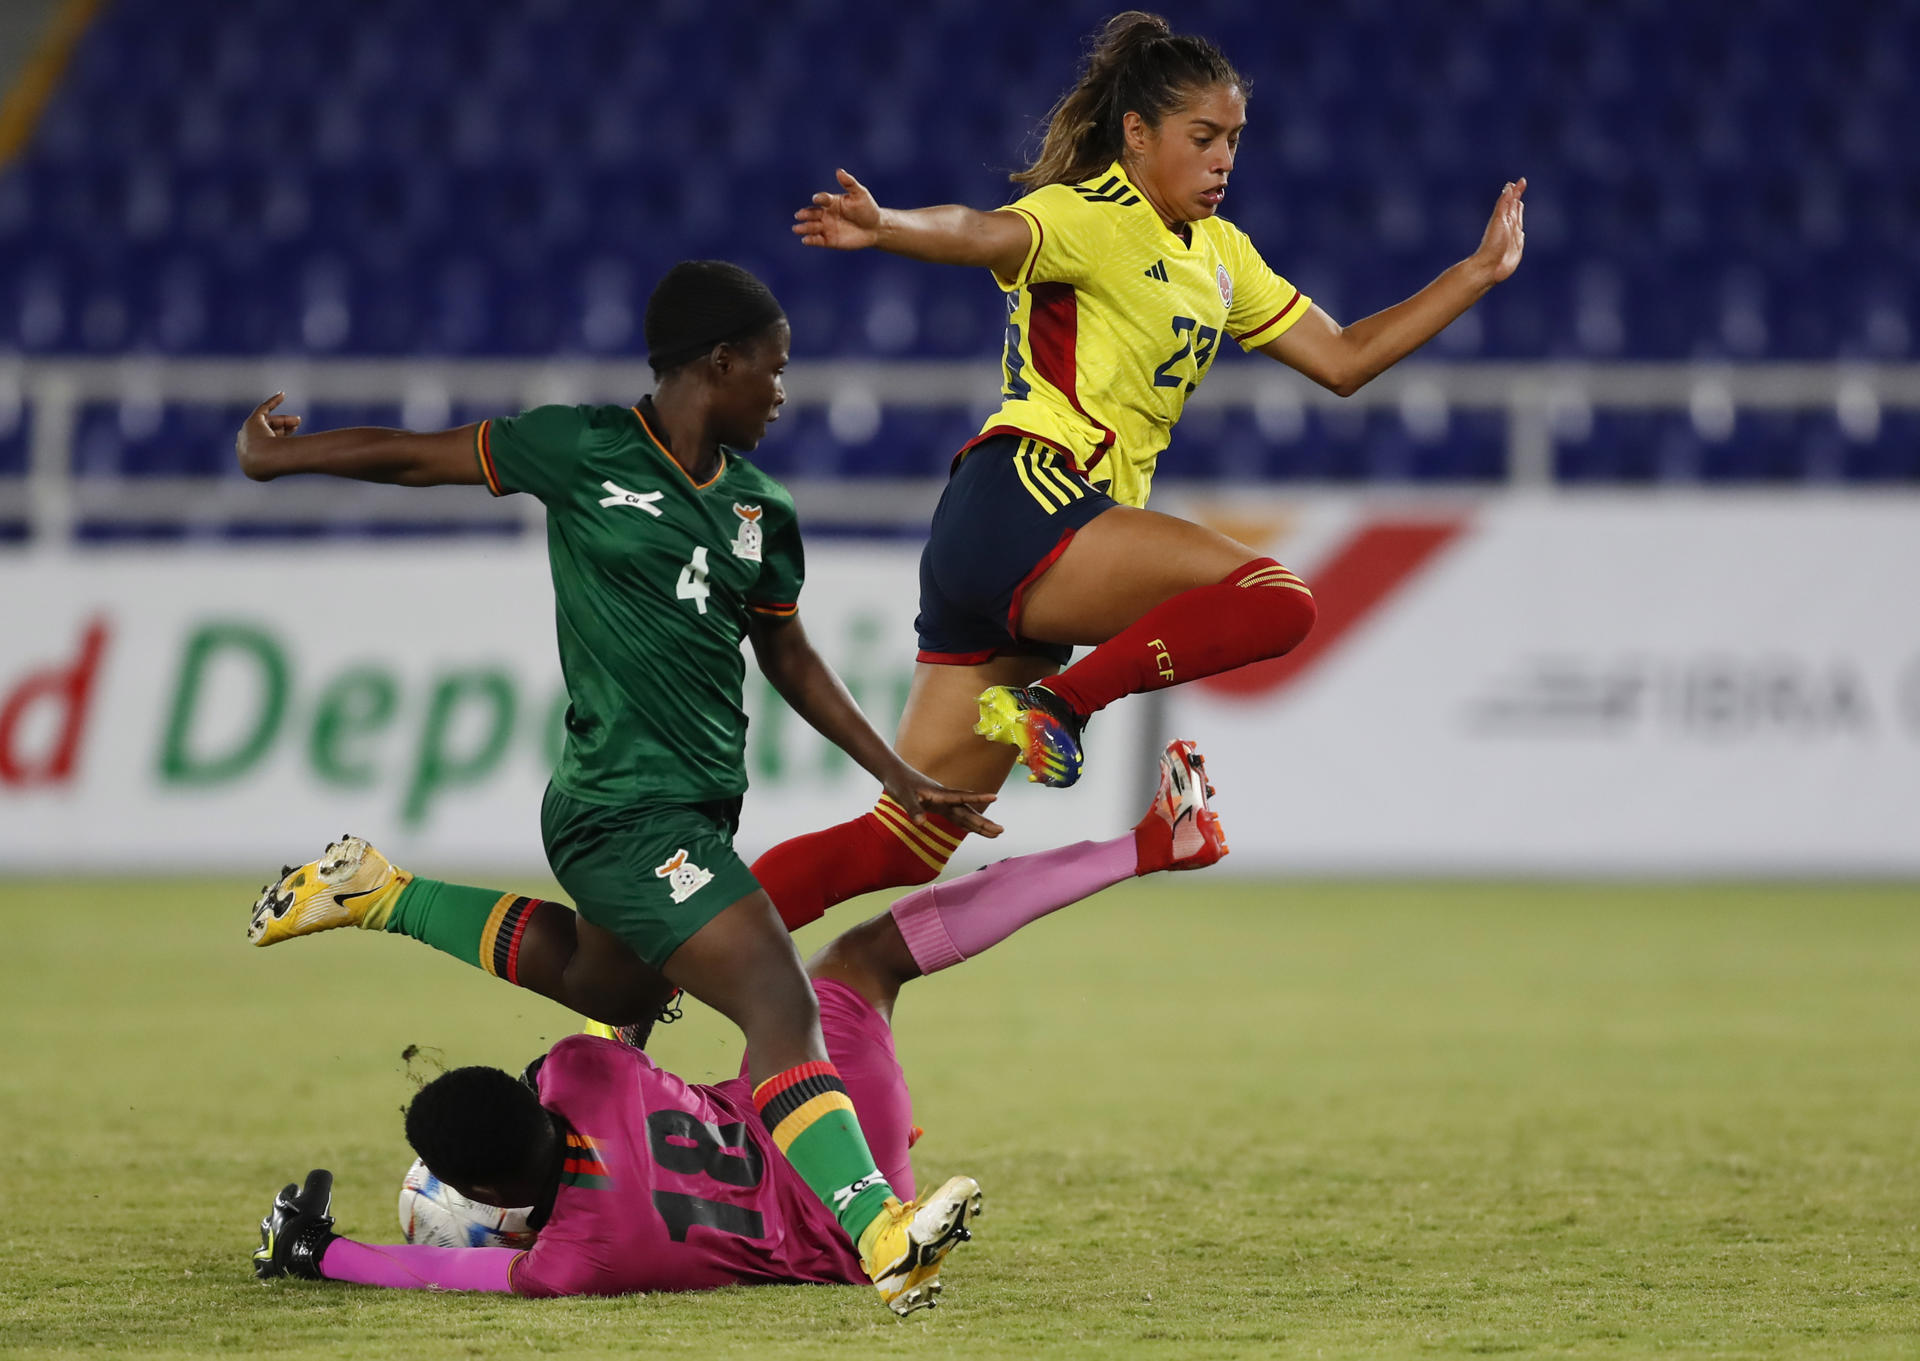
[508,1035,865,1297]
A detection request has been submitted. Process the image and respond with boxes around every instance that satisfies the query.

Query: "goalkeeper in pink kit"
[253,739,1228,1305]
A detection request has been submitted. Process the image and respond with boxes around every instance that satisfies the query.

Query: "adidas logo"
[1143,259,1169,282]
[1071,174,1142,207]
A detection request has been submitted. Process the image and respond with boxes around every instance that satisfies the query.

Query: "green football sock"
[752,1061,896,1250]
[377,877,544,983]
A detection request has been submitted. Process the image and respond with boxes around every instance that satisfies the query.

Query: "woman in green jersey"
[237,261,997,1313]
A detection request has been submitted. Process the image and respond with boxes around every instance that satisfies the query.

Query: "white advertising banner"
[1158,491,1920,874]
[4,495,1918,876]
[0,542,1137,874]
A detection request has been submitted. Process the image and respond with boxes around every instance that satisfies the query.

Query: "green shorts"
[540,785,761,969]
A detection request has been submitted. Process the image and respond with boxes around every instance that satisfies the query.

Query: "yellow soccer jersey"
[978,161,1310,508]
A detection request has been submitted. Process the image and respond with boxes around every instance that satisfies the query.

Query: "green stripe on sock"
[780,1103,894,1241]
[380,877,497,971]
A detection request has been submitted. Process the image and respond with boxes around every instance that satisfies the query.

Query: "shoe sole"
[878,1177,984,1317]
[248,836,389,946]
[1160,741,1229,870]
[974,690,1082,788]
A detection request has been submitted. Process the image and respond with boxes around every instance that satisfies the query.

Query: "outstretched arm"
[235,394,486,487]
[793,169,1032,277]
[1263,178,1527,397]
[747,612,1002,837]
[320,1238,518,1292]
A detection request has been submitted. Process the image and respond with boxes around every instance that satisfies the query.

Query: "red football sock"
[1039,558,1317,717]
[751,795,966,930]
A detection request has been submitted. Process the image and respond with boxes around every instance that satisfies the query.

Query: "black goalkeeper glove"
[253,1169,338,1281]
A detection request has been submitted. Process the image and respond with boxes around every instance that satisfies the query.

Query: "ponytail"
[1014,11,1244,189]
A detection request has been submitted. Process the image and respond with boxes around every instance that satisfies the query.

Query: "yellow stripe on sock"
[768,1090,858,1155]
[876,795,963,850]
[872,803,951,872]
[1240,574,1314,597]
[476,892,519,978]
[873,798,963,860]
[1238,566,1302,587]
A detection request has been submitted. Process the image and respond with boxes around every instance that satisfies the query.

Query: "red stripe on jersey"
[1005,206,1044,284]
[1026,284,1116,467]
[1235,289,1306,345]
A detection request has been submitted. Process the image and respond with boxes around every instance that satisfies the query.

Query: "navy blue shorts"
[915,433,1118,665]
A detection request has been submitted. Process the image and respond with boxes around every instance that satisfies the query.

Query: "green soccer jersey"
[474,401,804,806]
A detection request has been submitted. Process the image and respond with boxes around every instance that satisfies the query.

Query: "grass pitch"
[1,876,1916,1359]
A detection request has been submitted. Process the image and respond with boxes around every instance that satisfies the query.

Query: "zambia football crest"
[653,850,713,905]
[730,503,764,562]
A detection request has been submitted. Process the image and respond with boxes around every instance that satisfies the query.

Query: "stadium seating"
[1,0,1914,484]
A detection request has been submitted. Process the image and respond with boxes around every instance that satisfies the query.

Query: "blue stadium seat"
[0,402,28,476]
[0,0,1914,485]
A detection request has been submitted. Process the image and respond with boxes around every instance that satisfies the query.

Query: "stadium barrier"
[3,357,1920,539]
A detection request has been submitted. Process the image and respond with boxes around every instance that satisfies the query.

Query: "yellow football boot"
[248,836,412,946]
[857,1175,983,1316]
[974,684,1085,787]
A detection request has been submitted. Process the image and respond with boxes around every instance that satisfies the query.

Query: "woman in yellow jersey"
[755,11,1525,926]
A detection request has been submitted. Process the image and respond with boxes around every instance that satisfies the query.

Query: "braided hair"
[1014,12,1244,189]
[404,1066,550,1188]
[645,260,787,375]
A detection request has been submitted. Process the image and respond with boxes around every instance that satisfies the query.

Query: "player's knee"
[1271,581,1317,651]
[756,960,822,1033]
[893,849,943,888]
[1226,557,1317,655]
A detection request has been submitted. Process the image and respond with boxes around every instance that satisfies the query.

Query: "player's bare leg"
[893,656,1055,791]
[812,739,1229,1015]
[1016,505,1261,644]
[658,890,830,1085]
[516,915,681,1035]
[978,506,1313,786]
[248,838,678,1035]
[750,653,1051,930]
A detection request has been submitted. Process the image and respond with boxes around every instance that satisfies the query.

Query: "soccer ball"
[397,1157,537,1249]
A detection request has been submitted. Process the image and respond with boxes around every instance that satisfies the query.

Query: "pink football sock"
[319,1238,517,1292]
[890,835,1136,974]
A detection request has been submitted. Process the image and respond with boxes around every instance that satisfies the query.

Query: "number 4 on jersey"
[676,546,711,615]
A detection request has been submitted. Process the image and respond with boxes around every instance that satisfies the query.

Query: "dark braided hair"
[1015,12,1245,189]
[645,260,787,375]
[404,1066,550,1188]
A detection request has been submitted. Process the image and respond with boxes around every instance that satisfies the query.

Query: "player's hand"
[793,169,883,251]
[884,765,1002,838]
[1472,178,1526,285]
[235,393,303,481]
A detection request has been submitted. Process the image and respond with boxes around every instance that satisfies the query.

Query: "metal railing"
[4,356,1919,548]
